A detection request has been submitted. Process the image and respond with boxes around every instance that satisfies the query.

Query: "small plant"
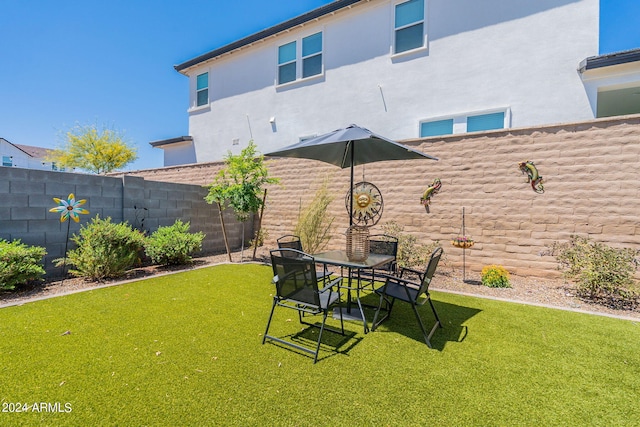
[381,221,440,268]
[0,239,47,290]
[57,216,146,280]
[294,179,335,254]
[549,235,639,308]
[481,265,511,288]
[249,228,268,249]
[145,220,205,266]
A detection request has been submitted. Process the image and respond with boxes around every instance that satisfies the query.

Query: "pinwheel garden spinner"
[50,193,89,278]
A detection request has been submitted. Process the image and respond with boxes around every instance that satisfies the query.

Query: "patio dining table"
[312,250,396,333]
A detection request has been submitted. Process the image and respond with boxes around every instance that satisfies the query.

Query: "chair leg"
[313,311,329,364]
[372,294,394,331]
[263,298,278,345]
[412,299,441,348]
[427,295,443,329]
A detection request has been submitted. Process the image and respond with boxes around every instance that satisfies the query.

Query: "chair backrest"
[417,247,443,295]
[277,235,304,252]
[270,249,320,307]
[369,234,398,270]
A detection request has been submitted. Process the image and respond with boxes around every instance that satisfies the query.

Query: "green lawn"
[1,264,639,426]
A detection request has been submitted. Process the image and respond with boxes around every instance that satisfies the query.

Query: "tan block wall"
[124,115,640,278]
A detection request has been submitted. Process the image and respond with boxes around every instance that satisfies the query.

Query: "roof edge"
[174,0,362,73]
[579,48,640,73]
[149,136,194,148]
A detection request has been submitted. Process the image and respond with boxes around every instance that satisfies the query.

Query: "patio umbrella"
[265,124,438,225]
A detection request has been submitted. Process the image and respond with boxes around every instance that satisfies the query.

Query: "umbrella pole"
[349,142,355,226]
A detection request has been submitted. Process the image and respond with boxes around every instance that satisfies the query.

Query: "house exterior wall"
[0,139,54,171]
[161,141,197,166]
[181,0,598,163]
[125,115,640,279]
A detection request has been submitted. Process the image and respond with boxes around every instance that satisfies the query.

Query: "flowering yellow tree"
[47,124,137,174]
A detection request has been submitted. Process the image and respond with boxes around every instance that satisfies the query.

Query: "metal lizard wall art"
[420,178,442,212]
[518,160,544,193]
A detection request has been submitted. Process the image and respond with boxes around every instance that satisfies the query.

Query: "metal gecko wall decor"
[420,178,442,213]
[518,160,544,193]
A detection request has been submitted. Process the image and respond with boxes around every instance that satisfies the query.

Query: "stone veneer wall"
[0,170,250,276]
[123,115,640,278]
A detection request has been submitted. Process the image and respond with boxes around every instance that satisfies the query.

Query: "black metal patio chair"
[371,247,443,347]
[277,234,332,282]
[263,248,344,363]
[353,234,398,289]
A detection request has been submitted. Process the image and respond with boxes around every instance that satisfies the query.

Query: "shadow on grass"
[265,323,362,363]
[359,294,482,350]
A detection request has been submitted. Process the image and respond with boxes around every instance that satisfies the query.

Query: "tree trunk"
[217,202,232,262]
[252,189,268,260]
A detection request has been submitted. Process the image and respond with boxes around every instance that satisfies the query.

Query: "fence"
[0,168,251,276]
[121,114,640,279]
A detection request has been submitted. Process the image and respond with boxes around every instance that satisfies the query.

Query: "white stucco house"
[0,138,62,171]
[153,0,640,166]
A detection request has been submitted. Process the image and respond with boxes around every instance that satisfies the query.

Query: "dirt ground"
[2,247,639,321]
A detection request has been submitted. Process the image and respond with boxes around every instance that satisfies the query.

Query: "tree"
[205,141,279,261]
[47,123,137,174]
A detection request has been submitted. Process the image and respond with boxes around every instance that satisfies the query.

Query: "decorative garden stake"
[49,193,89,279]
[420,178,442,213]
[451,207,474,282]
[519,160,544,193]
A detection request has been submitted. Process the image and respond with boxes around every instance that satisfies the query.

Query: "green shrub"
[481,265,511,288]
[549,235,639,308]
[145,220,205,266]
[294,179,334,254]
[0,239,47,291]
[59,216,146,281]
[381,221,440,268]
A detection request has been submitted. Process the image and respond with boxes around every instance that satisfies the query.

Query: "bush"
[549,235,639,309]
[145,220,205,266]
[59,216,146,281]
[294,179,334,254]
[481,265,511,288]
[381,221,440,268]
[0,239,47,291]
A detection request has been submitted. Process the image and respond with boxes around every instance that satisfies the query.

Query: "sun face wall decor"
[345,181,384,226]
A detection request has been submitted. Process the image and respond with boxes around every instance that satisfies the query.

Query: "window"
[2,156,12,167]
[278,42,297,84]
[277,32,323,85]
[420,110,508,137]
[302,33,322,78]
[394,0,425,54]
[420,119,453,137]
[467,112,505,132]
[196,72,208,107]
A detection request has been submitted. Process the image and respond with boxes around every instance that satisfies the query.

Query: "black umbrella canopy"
[265,124,438,227]
[265,124,438,167]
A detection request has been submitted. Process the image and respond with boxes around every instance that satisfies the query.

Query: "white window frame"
[392,0,427,57]
[196,72,209,108]
[276,31,324,87]
[419,108,511,137]
[2,156,12,167]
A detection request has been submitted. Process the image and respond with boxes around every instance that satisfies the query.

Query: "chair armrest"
[399,266,424,281]
[386,275,421,290]
[319,276,342,293]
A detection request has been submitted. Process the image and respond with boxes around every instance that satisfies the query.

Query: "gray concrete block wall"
[0,168,249,277]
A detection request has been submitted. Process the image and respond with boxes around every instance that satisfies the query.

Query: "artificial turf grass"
[0,264,638,426]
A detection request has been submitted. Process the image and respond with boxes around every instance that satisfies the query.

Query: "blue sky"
[1,0,639,171]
